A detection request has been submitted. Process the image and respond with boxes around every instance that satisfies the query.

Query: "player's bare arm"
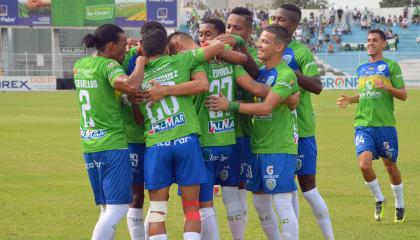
[235,74,271,98]
[144,71,209,102]
[237,91,284,116]
[337,94,360,108]
[295,71,322,95]
[114,56,148,96]
[240,46,259,79]
[217,50,247,65]
[374,80,407,101]
[201,39,225,60]
[131,103,144,126]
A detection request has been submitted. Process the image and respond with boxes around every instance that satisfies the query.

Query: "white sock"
[183,232,201,240]
[222,186,244,240]
[291,190,299,219]
[239,189,248,229]
[365,179,385,202]
[391,183,405,208]
[252,194,281,240]
[273,193,299,240]
[92,204,129,240]
[303,188,334,240]
[199,207,220,240]
[149,234,167,240]
[127,208,145,240]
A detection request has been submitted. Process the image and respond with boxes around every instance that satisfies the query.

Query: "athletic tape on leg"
[182,200,201,222]
[149,201,168,223]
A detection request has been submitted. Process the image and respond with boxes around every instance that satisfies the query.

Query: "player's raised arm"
[200,39,225,60]
[114,56,147,95]
[217,49,248,65]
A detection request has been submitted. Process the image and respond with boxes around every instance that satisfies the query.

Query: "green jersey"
[74,55,127,153]
[139,49,206,147]
[285,40,320,137]
[236,46,261,137]
[251,62,299,154]
[195,60,247,147]
[354,58,405,127]
[121,102,145,144]
[120,48,145,144]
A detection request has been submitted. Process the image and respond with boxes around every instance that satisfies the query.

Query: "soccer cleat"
[375,200,385,221]
[394,208,405,223]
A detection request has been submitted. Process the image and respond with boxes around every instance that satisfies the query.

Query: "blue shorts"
[200,145,235,202]
[128,143,146,184]
[355,126,399,162]
[246,153,297,194]
[144,134,207,190]
[233,136,252,183]
[296,136,317,176]
[83,149,132,205]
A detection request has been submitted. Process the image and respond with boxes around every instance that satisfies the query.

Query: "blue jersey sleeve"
[127,54,138,75]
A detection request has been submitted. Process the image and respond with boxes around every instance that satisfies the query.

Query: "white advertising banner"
[0,76,56,91]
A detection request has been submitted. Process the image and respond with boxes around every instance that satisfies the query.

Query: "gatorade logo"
[377,64,387,72]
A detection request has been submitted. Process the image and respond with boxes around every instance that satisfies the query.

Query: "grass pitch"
[0,90,419,239]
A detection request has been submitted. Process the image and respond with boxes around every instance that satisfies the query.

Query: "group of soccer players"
[73,3,407,240]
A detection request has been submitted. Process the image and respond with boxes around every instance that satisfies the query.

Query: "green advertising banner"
[1,0,175,27]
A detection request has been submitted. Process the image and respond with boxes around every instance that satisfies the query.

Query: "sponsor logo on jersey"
[266,178,277,190]
[266,165,274,175]
[377,64,387,72]
[283,55,293,65]
[80,129,107,140]
[219,169,229,181]
[208,119,235,133]
[148,112,186,135]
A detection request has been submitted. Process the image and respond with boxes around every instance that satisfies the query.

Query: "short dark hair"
[202,18,226,34]
[167,31,193,43]
[82,24,124,51]
[230,7,253,27]
[140,21,166,35]
[167,32,194,55]
[263,24,290,43]
[368,29,387,41]
[142,28,167,57]
[280,4,302,23]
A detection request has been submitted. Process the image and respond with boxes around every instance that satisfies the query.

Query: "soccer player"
[73,24,146,240]
[167,20,271,240]
[213,7,261,235]
[137,27,226,240]
[273,4,334,239]
[337,29,407,223]
[122,21,169,240]
[207,24,300,240]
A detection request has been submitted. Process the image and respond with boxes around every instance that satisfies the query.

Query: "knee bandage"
[149,201,168,223]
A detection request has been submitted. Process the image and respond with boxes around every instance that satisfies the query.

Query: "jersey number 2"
[79,90,95,128]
